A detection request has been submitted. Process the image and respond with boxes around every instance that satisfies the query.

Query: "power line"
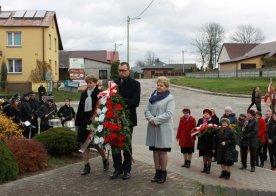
[136,0,155,18]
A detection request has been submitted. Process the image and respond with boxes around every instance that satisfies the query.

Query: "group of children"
[176,106,276,180]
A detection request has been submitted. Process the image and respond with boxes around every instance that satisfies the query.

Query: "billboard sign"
[69,58,85,69]
[69,69,85,80]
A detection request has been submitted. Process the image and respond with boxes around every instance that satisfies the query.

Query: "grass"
[170,77,273,95]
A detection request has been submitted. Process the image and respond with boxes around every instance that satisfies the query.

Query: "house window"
[99,70,107,79]
[7,32,22,46]
[8,59,22,73]
[49,34,51,49]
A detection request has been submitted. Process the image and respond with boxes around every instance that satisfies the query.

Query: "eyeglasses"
[118,69,129,72]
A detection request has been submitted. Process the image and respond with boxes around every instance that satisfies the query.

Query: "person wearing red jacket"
[176,108,196,168]
[255,111,267,167]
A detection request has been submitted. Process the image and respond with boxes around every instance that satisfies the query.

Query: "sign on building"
[69,69,85,80]
[69,58,85,69]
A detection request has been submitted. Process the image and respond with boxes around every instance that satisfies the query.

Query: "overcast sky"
[1,0,276,66]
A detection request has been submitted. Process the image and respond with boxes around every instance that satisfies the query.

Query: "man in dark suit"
[110,62,141,180]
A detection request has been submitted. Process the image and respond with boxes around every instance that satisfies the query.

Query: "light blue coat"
[145,94,175,148]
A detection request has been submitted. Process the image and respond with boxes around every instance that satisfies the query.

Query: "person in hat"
[57,98,75,126]
[213,118,236,180]
[29,91,41,136]
[176,108,196,168]
[240,109,259,172]
[197,108,218,174]
[38,85,46,101]
[220,106,237,125]
[75,75,109,175]
[35,95,57,132]
[19,92,33,138]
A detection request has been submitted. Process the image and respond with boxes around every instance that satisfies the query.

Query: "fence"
[186,68,276,78]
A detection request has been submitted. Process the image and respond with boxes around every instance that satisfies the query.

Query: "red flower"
[104,121,111,129]
[114,104,123,110]
[106,111,113,119]
[104,136,109,143]
[109,133,117,140]
[118,141,125,147]
[118,135,125,142]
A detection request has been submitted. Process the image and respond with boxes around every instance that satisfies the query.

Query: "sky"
[1,0,276,67]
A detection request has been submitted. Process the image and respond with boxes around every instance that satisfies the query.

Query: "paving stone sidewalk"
[0,157,201,196]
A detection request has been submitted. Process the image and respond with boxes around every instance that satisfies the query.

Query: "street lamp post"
[127,16,140,63]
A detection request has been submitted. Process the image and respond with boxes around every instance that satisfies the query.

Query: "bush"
[0,114,23,142]
[34,127,78,156]
[6,138,48,174]
[0,141,19,182]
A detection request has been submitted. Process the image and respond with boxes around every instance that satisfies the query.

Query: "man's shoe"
[110,170,121,179]
[122,172,131,180]
[250,167,255,172]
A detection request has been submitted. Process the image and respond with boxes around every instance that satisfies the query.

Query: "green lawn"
[170,77,274,95]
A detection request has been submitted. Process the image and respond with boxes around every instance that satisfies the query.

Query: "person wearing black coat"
[240,109,259,172]
[29,92,41,137]
[267,112,276,171]
[35,98,57,132]
[57,98,75,126]
[20,93,33,138]
[213,118,236,180]
[8,98,21,124]
[110,62,141,180]
[197,109,218,174]
[75,75,108,175]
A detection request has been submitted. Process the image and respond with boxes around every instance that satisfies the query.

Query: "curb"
[170,84,250,98]
[202,184,276,196]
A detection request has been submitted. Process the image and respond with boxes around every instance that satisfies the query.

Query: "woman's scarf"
[149,90,170,104]
[84,88,94,112]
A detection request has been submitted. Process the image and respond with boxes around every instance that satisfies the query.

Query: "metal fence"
[186,68,276,78]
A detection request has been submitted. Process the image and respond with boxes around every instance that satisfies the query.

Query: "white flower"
[94,136,100,144]
[98,114,105,122]
[96,108,102,114]
[100,98,107,105]
[208,124,213,127]
[97,125,103,132]
[101,106,108,114]
[94,117,99,122]
[99,137,104,144]
[105,143,111,151]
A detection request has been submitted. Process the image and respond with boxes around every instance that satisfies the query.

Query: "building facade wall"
[219,56,263,71]
[84,59,111,80]
[217,46,230,63]
[0,18,60,84]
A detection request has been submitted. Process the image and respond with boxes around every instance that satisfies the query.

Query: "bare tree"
[135,60,145,67]
[202,23,225,70]
[230,24,265,44]
[192,32,208,70]
[145,51,156,65]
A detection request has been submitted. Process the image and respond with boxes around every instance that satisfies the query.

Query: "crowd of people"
[2,64,276,185]
[1,86,76,138]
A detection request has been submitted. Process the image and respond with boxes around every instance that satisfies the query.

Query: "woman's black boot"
[151,169,161,183]
[81,163,91,175]
[157,170,167,184]
[219,170,226,178]
[206,165,211,174]
[186,160,191,168]
[201,163,207,173]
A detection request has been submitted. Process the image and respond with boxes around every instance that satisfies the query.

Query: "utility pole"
[127,16,140,63]
[182,50,185,74]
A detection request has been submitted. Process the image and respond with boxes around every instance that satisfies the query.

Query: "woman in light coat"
[145,76,175,184]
